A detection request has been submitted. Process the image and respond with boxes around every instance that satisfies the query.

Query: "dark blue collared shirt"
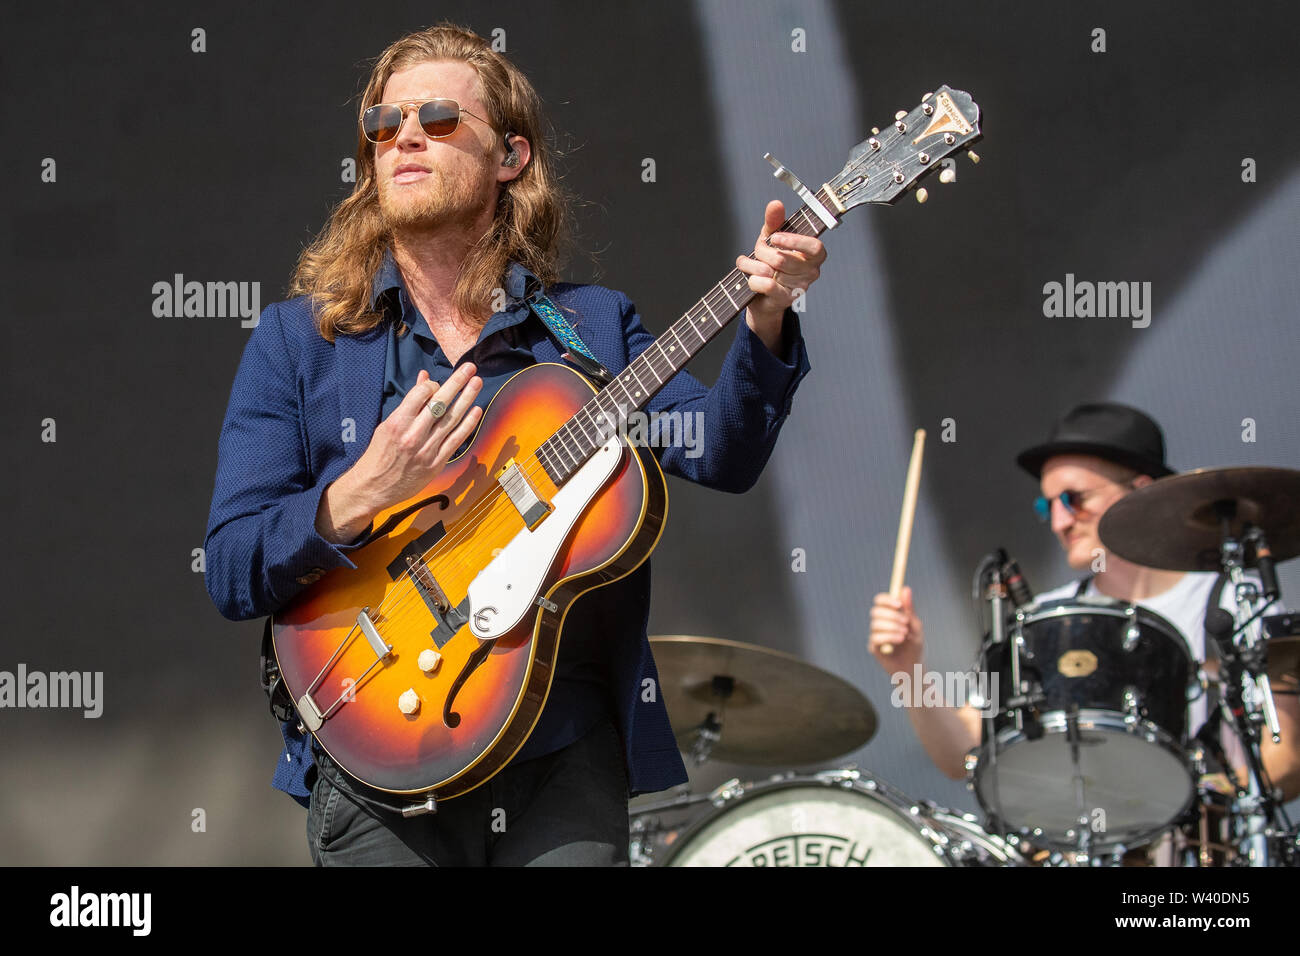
[374,251,612,762]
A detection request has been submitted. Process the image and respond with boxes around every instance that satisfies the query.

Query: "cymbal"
[650,635,877,765]
[1098,467,1300,571]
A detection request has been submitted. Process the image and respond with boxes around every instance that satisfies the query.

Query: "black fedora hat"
[1016,402,1175,479]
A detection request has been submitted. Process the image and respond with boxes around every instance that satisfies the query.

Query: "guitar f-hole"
[444,639,498,728]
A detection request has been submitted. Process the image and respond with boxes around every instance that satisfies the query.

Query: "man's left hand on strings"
[737,199,827,353]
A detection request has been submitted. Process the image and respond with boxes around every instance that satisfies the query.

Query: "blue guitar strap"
[528,292,614,386]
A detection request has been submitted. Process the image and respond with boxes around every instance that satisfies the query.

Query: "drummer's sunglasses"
[362,98,493,143]
[1033,479,1139,522]
[1033,491,1089,521]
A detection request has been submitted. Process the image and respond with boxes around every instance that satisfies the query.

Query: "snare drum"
[973,597,1199,851]
[662,769,1020,867]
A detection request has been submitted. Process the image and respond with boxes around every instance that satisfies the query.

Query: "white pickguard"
[466,435,625,639]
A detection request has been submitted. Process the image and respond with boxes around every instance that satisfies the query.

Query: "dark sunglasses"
[361,98,493,143]
[1033,490,1088,522]
[1032,479,1138,522]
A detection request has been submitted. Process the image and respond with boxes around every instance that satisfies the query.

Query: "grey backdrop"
[2,0,1297,863]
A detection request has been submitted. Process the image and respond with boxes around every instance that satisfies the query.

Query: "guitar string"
[339,203,830,673]
[362,204,827,625]
[396,199,826,572]
[313,200,833,695]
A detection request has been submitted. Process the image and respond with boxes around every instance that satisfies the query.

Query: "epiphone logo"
[725,833,872,867]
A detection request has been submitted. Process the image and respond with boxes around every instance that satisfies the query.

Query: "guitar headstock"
[830,86,982,209]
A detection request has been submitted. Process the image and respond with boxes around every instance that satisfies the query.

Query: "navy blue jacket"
[204,264,811,804]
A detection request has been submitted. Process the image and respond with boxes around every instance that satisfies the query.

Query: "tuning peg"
[871,127,879,135]
[967,150,981,164]
[895,110,907,120]
[915,187,929,204]
[922,92,933,101]
[939,167,956,184]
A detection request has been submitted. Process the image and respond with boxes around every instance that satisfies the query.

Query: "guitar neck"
[536,188,836,484]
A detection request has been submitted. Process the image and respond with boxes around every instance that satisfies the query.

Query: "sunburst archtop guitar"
[272,86,983,802]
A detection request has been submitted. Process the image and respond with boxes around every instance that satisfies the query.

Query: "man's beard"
[377,158,494,233]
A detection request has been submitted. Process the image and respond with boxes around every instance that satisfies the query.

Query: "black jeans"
[306,716,631,866]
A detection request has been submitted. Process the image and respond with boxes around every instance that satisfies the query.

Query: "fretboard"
[536,189,836,485]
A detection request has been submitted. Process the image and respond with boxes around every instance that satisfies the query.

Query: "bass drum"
[663,769,1019,867]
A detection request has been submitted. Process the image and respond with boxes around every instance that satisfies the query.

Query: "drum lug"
[815,766,863,788]
[709,777,745,805]
[1122,685,1142,721]
[949,839,977,863]
[1123,606,1141,651]
[628,815,660,867]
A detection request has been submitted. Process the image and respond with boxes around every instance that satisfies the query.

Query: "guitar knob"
[915,187,929,204]
[418,649,443,674]
[398,689,421,715]
[968,150,981,164]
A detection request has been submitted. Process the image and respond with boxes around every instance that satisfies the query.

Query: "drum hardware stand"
[1212,506,1286,866]
[686,675,734,766]
[687,712,723,766]
[973,552,1048,843]
[972,554,1011,836]
[1062,703,1111,864]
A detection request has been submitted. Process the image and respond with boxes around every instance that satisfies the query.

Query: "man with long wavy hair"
[205,23,826,866]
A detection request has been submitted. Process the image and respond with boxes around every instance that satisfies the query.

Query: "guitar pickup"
[497,458,552,530]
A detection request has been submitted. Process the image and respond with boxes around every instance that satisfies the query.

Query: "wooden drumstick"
[881,429,926,655]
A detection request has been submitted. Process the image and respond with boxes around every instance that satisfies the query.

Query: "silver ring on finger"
[427,398,448,420]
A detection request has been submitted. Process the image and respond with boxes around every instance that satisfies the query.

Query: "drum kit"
[630,466,1300,867]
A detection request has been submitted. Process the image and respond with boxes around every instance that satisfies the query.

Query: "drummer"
[868,402,1300,800]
